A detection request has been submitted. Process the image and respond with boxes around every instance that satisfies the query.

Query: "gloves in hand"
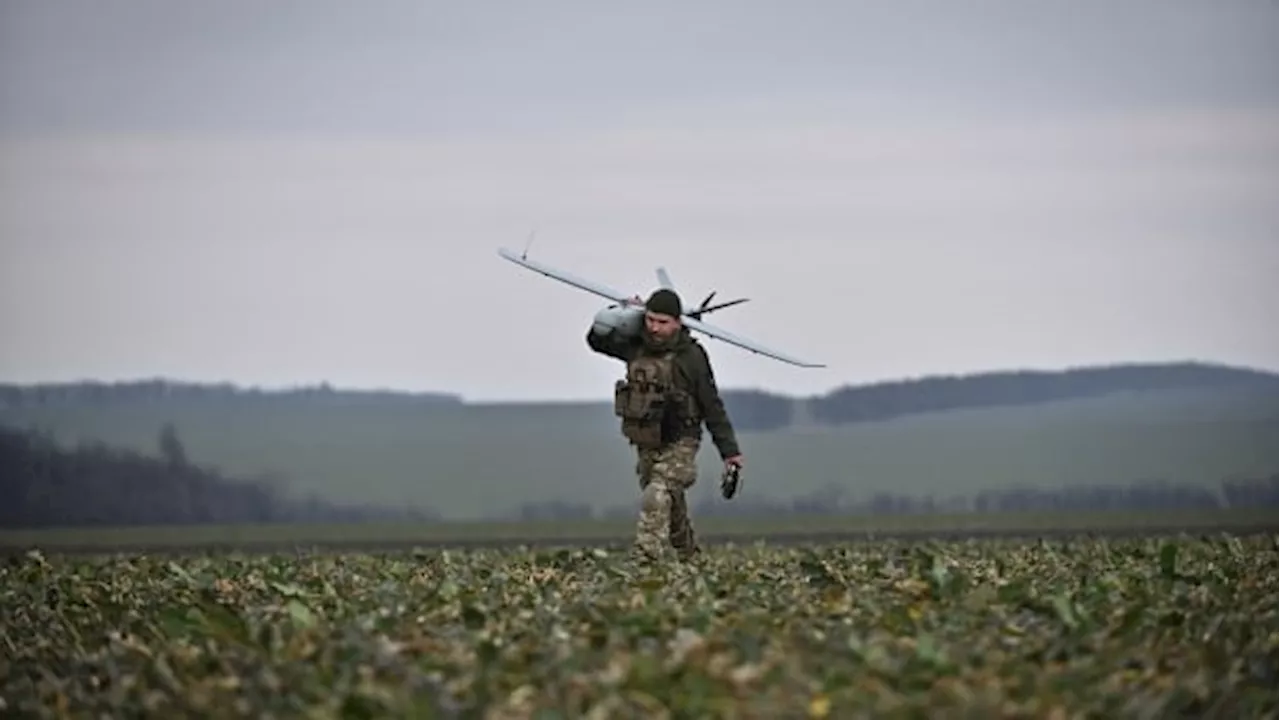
[720,462,743,500]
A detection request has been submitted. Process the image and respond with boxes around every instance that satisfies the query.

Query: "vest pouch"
[618,354,674,449]
[621,415,663,450]
[613,380,629,418]
[618,384,663,422]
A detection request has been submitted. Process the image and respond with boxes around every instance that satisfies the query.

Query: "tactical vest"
[613,350,698,450]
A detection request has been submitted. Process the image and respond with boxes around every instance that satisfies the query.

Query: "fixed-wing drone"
[497,246,825,368]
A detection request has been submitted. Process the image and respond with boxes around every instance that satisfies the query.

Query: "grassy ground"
[4,386,1277,519]
[2,534,1275,717]
[1,507,1273,554]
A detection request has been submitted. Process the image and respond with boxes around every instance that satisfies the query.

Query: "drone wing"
[498,246,825,369]
[683,316,826,368]
[497,247,632,304]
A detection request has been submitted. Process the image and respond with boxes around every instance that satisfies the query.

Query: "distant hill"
[2,361,1273,432]
[1,361,1275,521]
[806,361,1276,425]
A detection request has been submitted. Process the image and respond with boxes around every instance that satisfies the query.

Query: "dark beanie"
[645,288,682,317]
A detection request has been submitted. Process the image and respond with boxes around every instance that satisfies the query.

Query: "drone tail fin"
[655,268,749,318]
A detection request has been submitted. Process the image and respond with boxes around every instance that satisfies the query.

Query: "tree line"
[0,424,438,529]
[0,379,462,409]
[804,362,1277,426]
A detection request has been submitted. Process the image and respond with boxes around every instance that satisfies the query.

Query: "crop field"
[3,533,1276,717]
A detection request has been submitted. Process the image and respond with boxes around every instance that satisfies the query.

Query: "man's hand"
[626,294,644,306]
[720,455,744,499]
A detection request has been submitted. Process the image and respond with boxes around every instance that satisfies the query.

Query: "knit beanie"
[645,288,683,317]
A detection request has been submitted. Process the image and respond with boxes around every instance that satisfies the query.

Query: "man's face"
[644,310,681,339]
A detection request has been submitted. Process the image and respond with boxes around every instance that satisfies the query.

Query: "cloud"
[1,0,1274,136]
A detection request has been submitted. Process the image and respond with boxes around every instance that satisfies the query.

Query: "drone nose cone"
[590,305,642,337]
[591,307,618,335]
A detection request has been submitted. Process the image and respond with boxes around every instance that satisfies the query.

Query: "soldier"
[586,287,744,562]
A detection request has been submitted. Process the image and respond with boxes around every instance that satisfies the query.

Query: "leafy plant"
[0,534,1274,717]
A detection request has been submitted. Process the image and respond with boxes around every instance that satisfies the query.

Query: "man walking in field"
[587,288,744,563]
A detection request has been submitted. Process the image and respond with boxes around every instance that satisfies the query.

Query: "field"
[0,507,1274,554]
[4,386,1276,519]
[3,533,1276,718]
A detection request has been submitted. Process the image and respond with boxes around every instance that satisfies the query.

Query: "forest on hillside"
[0,424,439,529]
[2,422,1274,529]
[1,362,1274,433]
[806,362,1277,425]
[0,379,463,409]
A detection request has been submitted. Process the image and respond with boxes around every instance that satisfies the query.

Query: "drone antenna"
[522,228,537,260]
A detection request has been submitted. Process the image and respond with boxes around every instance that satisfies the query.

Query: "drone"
[497,246,825,368]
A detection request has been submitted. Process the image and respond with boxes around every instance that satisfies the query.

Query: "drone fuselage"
[591,304,644,339]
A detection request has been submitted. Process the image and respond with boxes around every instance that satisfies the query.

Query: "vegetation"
[0,424,438,530]
[3,362,1272,713]
[805,361,1275,425]
[2,535,1275,717]
[0,379,463,409]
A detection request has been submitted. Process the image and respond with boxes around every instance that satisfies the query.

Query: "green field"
[4,386,1276,519]
[3,534,1275,717]
[1,507,1272,553]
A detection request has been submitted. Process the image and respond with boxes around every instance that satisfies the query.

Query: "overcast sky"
[1,0,1275,401]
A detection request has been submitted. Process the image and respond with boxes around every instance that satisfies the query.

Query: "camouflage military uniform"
[587,316,741,562]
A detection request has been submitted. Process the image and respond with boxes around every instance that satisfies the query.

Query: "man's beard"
[643,327,679,351]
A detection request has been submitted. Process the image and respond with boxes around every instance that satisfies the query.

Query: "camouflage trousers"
[632,436,701,562]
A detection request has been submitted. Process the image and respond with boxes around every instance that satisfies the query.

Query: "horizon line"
[0,358,1274,403]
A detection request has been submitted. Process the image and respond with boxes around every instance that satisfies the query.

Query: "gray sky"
[1,0,1276,401]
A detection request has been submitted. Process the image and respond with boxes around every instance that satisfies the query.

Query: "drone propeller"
[688,291,749,320]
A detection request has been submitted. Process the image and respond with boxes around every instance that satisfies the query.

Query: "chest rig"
[613,350,698,450]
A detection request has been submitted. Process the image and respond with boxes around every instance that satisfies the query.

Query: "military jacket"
[588,326,741,459]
